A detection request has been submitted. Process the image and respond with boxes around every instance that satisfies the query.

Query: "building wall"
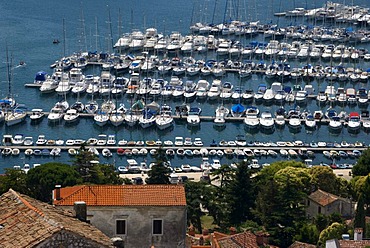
[59,205,187,248]
[36,230,110,248]
[306,199,353,218]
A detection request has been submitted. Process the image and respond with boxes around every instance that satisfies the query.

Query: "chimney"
[55,185,61,201]
[354,228,363,241]
[74,201,87,222]
[229,227,237,235]
[256,231,269,246]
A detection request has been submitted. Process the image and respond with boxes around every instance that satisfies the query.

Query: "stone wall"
[59,205,187,248]
[36,230,111,248]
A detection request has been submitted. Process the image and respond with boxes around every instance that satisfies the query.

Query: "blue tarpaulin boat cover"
[231,103,245,113]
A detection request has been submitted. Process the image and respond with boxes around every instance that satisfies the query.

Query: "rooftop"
[0,189,112,248]
[53,184,186,207]
[308,189,348,207]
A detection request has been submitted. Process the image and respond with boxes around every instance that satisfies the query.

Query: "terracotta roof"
[288,241,317,248]
[308,189,343,206]
[53,185,186,206]
[214,231,278,248]
[0,189,112,248]
[339,240,370,248]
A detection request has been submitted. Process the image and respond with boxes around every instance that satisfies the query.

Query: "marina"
[1,0,370,172]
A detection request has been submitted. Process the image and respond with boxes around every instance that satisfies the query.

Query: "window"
[318,206,321,214]
[152,219,163,235]
[116,220,126,235]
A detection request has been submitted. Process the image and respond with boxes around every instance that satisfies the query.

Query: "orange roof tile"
[288,241,316,248]
[53,185,186,206]
[0,189,112,248]
[339,240,370,248]
[308,189,342,206]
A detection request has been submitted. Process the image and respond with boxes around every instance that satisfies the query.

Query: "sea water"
[0,0,369,171]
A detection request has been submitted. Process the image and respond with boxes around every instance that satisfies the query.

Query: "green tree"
[318,222,346,247]
[294,223,319,246]
[255,163,312,247]
[26,162,82,202]
[256,160,306,187]
[72,143,98,183]
[0,168,30,195]
[310,166,339,193]
[89,163,124,185]
[352,148,370,176]
[146,147,171,184]
[354,193,366,237]
[315,214,329,232]
[226,161,254,226]
[185,181,208,232]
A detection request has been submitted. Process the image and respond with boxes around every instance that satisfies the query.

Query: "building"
[306,189,354,219]
[210,230,277,248]
[326,228,370,248]
[0,189,113,248]
[288,241,316,248]
[53,184,187,248]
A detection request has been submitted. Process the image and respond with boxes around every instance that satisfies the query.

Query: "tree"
[146,147,171,184]
[318,222,346,247]
[254,163,312,247]
[256,160,306,187]
[0,168,30,195]
[185,181,208,232]
[294,223,319,246]
[353,193,366,237]
[352,148,370,176]
[89,163,124,185]
[26,162,82,202]
[310,166,339,193]
[225,161,254,226]
[72,143,98,183]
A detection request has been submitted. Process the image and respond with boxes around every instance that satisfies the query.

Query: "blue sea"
[0,0,370,172]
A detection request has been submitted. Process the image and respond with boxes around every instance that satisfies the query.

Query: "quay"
[0,145,367,152]
[22,111,344,125]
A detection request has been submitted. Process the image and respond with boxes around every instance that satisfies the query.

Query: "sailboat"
[155,104,174,130]
[125,99,144,127]
[5,107,27,126]
[1,47,16,109]
[3,49,26,126]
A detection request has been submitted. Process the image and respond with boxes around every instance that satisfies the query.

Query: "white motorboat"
[29,109,45,122]
[244,112,259,129]
[288,115,301,129]
[36,135,47,145]
[47,106,64,122]
[187,107,201,127]
[39,78,58,93]
[12,134,24,145]
[211,159,221,170]
[63,109,79,123]
[347,112,361,132]
[259,111,275,130]
[207,79,221,100]
[328,116,342,131]
[304,114,316,129]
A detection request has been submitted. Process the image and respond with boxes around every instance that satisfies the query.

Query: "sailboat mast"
[6,47,11,98]
[63,18,66,58]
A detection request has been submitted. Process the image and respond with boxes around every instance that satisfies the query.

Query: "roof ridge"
[56,185,88,205]
[10,189,45,217]
[10,189,65,230]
